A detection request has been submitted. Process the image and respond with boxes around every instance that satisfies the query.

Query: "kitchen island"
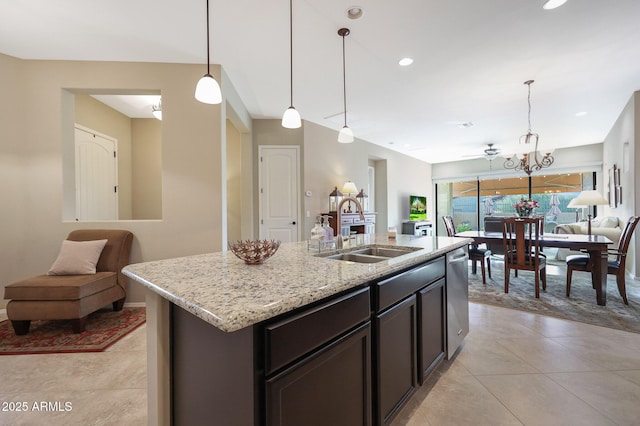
[123,234,471,426]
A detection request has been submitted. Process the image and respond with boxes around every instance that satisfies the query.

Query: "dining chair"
[443,215,492,284]
[501,217,546,298]
[566,215,640,304]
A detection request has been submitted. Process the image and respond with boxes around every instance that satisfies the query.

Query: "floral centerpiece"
[514,198,539,217]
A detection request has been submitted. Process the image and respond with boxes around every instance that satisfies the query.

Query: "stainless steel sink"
[350,246,419,258]
[325,253,389,263]
[319,244,422,263]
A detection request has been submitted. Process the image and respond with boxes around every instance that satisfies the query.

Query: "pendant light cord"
[526,80,533,133]
[341,31,347,127]
[289,0,293,107]
[206,0,211,75]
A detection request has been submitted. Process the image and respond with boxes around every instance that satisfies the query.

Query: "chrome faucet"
[336,197,365,249]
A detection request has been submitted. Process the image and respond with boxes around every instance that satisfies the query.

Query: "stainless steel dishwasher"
[446,246,469,359]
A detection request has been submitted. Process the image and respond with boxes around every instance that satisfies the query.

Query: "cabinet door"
[375,295,417,425]
[266,323,372,426]
[418,278,446,384]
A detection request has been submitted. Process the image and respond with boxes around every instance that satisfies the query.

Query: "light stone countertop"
[123,234,471,332]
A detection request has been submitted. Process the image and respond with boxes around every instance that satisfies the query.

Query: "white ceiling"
[2,0,639,163]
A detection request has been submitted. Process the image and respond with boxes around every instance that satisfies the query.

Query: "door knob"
[291,221,296,225]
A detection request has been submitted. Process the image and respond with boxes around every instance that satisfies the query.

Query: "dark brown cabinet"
[373,257,446,425]
[264,287,372,426]
[375,295,417,425]
[418,277,446,383]
[266,323,372,426]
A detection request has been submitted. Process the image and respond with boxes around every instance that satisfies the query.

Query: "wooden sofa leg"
[113,298,125,311]
[11,320,31,335]
[71,316,88,333]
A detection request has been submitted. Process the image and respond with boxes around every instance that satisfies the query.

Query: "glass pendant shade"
[543,0,567,10]
[195,74,222,104]
[282,106,301,129]
[338,125,354,143]
[151,101,162,120]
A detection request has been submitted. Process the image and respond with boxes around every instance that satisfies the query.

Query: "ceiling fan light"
[195,74,222,104]
[543,0,567,10]
[338,125,354,143]
[282,106,301,128]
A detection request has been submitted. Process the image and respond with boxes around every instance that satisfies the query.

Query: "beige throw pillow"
[48,239,108,275]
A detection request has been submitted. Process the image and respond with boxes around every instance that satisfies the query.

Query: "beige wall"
[132,118,162,219]
[226,120,242,242]
[302,121,432,238]
[0,53,238,308]
[602,91,638,277]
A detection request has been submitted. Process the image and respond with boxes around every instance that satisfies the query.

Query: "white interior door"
[259,146,300,242]
[74,125,118,220]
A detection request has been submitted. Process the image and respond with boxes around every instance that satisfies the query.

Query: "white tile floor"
[2,302,640,425]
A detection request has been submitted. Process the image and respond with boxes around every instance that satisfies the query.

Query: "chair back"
[484,216,506,254]
[501,217,543,269]
[614,216,640,262]
[67,229,134,291]
[443,216,456,237]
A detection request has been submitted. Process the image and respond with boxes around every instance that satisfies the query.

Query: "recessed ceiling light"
[398,57,414,66]
[543,0,568,10]
[575,111,588,117]
[346,6,364,20]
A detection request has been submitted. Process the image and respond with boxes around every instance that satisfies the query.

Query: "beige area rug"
[468,257,640,334]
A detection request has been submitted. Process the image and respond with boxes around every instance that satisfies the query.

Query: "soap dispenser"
[322,215,334,243]
[310,216,325,246]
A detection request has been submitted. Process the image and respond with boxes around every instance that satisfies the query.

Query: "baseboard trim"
[0,308,6,316]
[124,302,146,308]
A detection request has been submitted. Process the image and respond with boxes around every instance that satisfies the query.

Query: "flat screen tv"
[409,195,427,221]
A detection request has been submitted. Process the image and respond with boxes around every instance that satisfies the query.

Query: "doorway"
[74,125,118,220]
[258,146,300,242]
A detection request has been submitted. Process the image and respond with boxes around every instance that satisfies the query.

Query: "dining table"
[455,230,613,306]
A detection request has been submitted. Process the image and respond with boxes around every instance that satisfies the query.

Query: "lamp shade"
[567,198,585,208]
[282,106,301,129]
[195,74,222,104]
[341,181,358,196]
[573,190,608,206]
[338,125,354,143]
[543,0,568,10]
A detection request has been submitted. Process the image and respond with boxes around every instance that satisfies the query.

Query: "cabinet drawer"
[341,217,354,225]
[365,217,375,223]
[375,257,445,312]
[265,287,371,375]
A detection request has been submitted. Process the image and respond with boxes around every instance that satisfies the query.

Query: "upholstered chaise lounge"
[3,229,134,335]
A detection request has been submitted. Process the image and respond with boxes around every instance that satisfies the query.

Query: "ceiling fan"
[462,143,501,160]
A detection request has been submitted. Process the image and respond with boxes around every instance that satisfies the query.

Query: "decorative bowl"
[228,239,281,264]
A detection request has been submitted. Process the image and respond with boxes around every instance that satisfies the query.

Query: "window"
[436,172,595,235]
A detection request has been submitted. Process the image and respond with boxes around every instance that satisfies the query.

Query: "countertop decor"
[228,239,280,264]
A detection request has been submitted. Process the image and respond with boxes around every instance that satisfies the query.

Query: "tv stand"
[402,220,432,237]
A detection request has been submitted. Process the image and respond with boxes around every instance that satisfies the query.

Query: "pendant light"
[194,0,222,104]
[504,80,555,175]
[281,0,301,129]
[338,28,354,143]
[151,99,162,120]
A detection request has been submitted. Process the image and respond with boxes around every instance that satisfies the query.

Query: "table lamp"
[341,181,358,213]
[566,197,585,222]
[571,190,608,237]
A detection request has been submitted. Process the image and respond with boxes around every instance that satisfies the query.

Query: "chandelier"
[504,80,554,175]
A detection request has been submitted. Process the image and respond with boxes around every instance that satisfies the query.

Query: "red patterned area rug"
[0,307,145,355]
